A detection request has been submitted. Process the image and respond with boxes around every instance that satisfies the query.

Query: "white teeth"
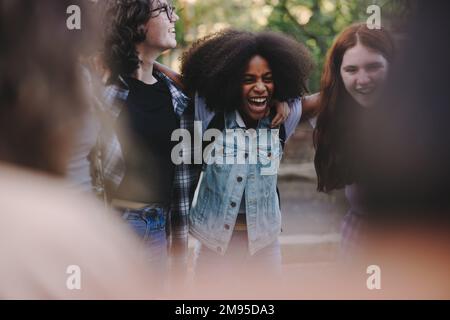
[356,88,374,94]
[249,97,267,103]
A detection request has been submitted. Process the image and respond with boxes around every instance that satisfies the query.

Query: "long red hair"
[314,23,395,192]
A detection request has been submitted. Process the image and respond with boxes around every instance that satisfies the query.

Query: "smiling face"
[143,0,179,52]
[240,55,274,125]
[340,42,389,108]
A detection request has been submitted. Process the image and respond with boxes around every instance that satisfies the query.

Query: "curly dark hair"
[181,29,313,113]
[102,0,164,82]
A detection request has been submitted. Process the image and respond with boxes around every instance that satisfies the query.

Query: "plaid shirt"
[99,70,198,258]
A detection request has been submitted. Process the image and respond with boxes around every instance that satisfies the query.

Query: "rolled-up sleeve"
[284,98,303,140]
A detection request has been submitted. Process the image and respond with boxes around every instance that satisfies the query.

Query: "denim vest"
[189,111,283,255]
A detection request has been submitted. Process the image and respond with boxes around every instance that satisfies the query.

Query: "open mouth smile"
[355,87,375,95]
[246,96,269,115]
[247,96,268,109]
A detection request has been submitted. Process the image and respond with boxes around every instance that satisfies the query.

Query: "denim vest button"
[230,202,236,208]
[244,153,249,159]
[224,224,230,230]
[237,176,243,182]
[268,152,272,157]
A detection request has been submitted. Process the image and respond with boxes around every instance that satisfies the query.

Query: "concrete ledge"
[278,162,317,181]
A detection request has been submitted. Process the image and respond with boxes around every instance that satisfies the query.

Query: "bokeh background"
[164,0,414,92]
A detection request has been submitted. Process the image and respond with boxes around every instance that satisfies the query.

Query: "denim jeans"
[193,230,282,286]
[122,205,168,278]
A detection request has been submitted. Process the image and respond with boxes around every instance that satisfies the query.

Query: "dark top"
[115,74,178,204]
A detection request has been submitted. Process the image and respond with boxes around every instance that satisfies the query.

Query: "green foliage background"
[163,0,414,92]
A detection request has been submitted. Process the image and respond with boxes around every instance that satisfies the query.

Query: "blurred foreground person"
[350,0,450,298]
[0,0,155,299]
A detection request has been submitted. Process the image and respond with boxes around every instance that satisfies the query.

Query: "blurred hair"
[314,23,395,192]
[358,1,450,222]
[0,0,99,175]
[102,0,165,82]
[181,29,313,113]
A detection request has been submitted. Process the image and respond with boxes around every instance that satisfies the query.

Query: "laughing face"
[340,42,389,108]
[240,55,274,126]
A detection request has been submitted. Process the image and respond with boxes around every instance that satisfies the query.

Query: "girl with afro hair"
[178,29,314,283]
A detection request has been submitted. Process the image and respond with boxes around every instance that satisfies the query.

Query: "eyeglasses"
[150,4,176,22]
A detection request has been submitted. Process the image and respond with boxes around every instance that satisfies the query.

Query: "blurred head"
[102,0,178,81]
[181,29,313,125]
[358,0,450,222]
[0,0,98,175]
[314,23,395,192]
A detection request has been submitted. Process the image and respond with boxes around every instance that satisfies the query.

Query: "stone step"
[188,233,341,265]
[278,162,317,181]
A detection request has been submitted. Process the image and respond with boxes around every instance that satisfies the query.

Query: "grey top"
[66,110,100,193]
